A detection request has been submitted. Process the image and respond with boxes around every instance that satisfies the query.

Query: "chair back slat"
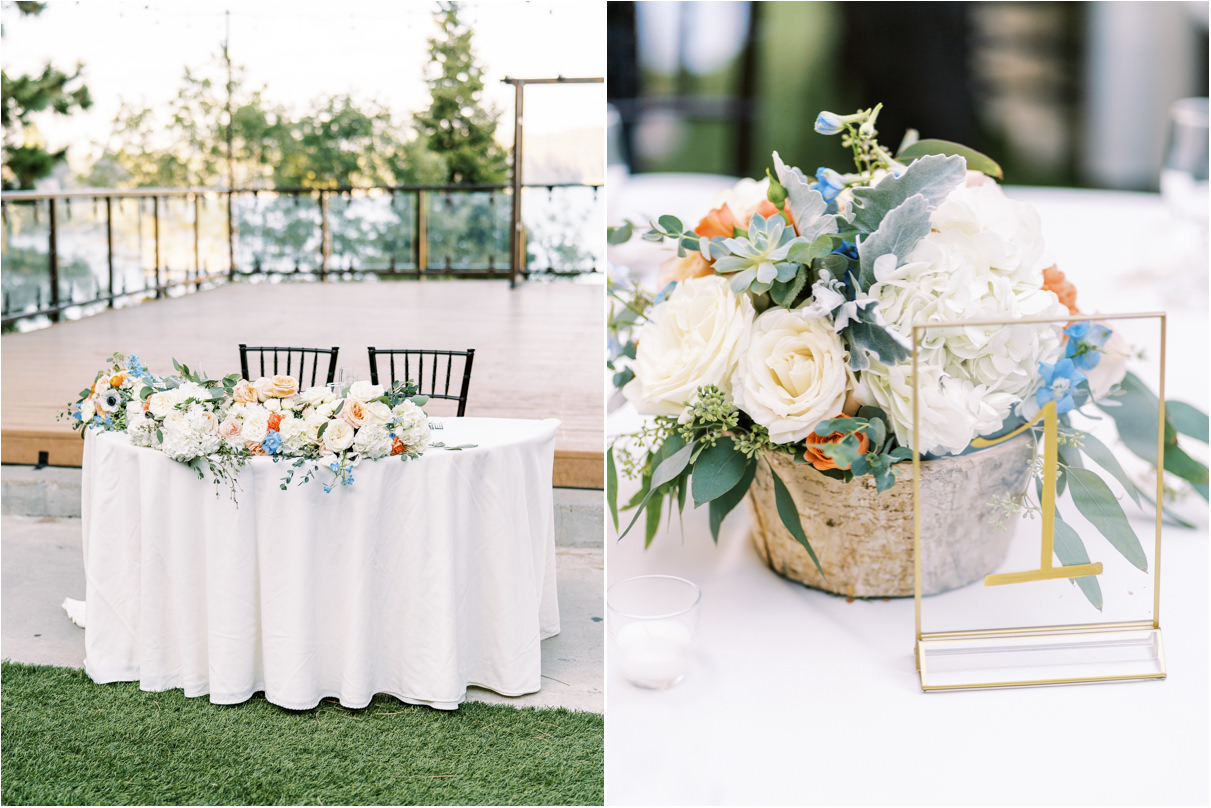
[238,344,340,388]
[367,347,475,417]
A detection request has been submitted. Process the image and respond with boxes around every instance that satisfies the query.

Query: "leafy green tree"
[414,1,509,185]
[1,2,93,189]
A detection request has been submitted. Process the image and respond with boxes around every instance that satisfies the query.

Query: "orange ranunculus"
[110,373,126,388]
[802,420,869,472]
[656,252,714,287]
[391,437,406,456]
[143,397,152,411]
[694,203,740,240]
[1042,264,1078,315]
[267,413,284,432]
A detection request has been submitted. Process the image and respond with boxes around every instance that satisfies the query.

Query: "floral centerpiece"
[65,353,434,496]
[607,105,1209,604]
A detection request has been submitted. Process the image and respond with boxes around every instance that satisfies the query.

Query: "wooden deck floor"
[1,281,605,488]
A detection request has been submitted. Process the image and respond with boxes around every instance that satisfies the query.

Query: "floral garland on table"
[607,105,1209,607]
[64,353,436,497]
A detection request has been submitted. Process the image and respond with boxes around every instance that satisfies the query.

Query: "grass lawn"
[0,663,603,806]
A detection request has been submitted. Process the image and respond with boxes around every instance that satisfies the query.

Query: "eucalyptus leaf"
[657,214,683,235]
[692,437,749,506]
[1164,443,1209,485]
[1165,400,1209,443]
[1066,467,1148,572]
[896,138,1003,179]
[1052,514,1103,611]
[606,221,633,245]
[644,492,663,548]
[708,456,757,543]
[769,462,824,577]
[1077,431,1142,509]
[606,447,619,532]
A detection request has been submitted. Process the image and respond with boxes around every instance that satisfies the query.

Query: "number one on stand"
[971,400,1103,586]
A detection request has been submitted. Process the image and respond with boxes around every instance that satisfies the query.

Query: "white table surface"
[606,179,1209,805]
[82,417,560,711]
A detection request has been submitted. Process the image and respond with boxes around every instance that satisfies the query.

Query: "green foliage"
[1,3,93,189]
[414,2,508,185]
[0,662,603,806]
[896,138,1003,180]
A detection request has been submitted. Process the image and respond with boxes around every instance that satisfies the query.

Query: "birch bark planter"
[746,435,1034,598]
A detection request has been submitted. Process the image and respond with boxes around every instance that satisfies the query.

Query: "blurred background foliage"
[607,1,1209,190]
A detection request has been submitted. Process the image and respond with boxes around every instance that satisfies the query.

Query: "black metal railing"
[1,182,604,329]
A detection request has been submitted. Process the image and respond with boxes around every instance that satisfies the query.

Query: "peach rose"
[218,419,243,440]
[233,379,259,404]
[267,412,284,432]
[245,441,267,456]
[656,251,714,287]
[253,377,276,401]
[802,421,869,472]
[341,399,368,428]
[1042,264,1078,315]
[268,375,299,398]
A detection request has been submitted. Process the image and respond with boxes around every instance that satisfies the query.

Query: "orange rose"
[391,437,406,456]
[341,399,368,428]
[656,252,714,287]
[803,420,869,471]
[694,203,740,240]
[1042,264,1078,315]
[267,413,284,432]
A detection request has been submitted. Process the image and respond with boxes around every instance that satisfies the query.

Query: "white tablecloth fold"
[82,417,560,711]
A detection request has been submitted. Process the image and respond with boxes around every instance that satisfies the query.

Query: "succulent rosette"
[607,104,1209,608]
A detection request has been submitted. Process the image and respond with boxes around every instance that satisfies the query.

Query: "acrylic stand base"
[916,625,1166,691]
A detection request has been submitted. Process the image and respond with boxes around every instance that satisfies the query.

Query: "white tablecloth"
[607,181,1209,804]
[82,417,560,711]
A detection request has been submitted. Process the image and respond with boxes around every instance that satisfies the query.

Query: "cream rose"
[732,308,852,444]
[299,386,334,407]
[147,391,177,419]
[232,379,258,404]
[80,398,96,423]
[346,380,385,402]
[322,419,355,453]
[363,401,392,425]
[240,408,271,443]
[623,274,755,416]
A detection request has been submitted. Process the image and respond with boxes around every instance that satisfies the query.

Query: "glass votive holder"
[607,574,701,690]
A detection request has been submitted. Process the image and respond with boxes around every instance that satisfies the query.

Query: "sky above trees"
[1,0,605,175]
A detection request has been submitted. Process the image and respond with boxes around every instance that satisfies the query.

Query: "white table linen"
[607,181,1209,804]
[82,417,560,711]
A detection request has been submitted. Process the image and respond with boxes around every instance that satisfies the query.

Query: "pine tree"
[1,3,93,190]
[414,2,509,185]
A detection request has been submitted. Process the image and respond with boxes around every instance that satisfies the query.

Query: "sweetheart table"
[81,417,560,711]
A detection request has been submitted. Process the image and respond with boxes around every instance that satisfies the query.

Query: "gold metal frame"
[911,311,1167,690]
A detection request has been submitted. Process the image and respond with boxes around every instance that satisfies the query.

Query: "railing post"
[416,189,427,280]
[508,79,524,289]
[105,196,115,308]
[193,192,202,290]
[152,195,162,298]
[319,190,329,282]
[227,189,236,281]
[47,198,60,323]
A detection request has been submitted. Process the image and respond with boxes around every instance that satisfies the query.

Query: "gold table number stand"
[912,313,1168,691]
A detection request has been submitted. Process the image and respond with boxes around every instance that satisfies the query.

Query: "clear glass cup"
[1161,97,1209,227]
[607,574,701,690]
[336,366,358,396]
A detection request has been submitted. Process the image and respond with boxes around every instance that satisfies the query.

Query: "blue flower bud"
[814,111,846,136]
[814,167,846,202]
